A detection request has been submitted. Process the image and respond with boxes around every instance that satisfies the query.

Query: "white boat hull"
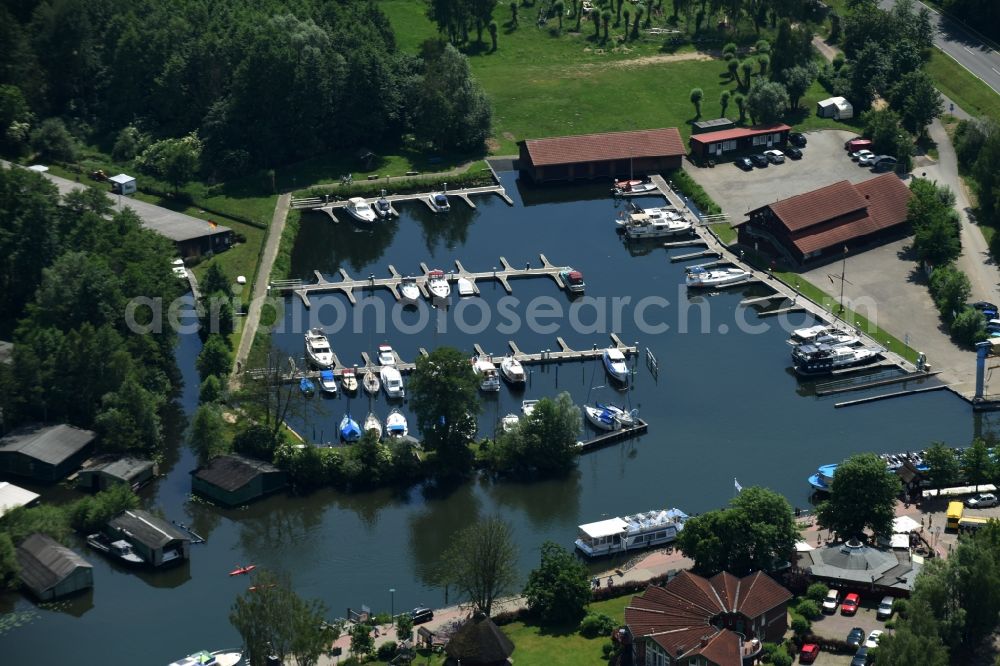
[386,410,408,437]
[584,405,620,431]
[500,357,526,385]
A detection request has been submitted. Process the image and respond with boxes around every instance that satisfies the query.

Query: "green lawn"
[927,49,1000,125]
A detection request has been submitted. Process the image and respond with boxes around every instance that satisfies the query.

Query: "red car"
[800,643,820,664]
[841,592,861,615]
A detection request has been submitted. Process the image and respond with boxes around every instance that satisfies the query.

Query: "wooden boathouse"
[0,424,95,483]
[16,533,93,601]
[517,128,685,182]
[107,510,191,567]
[191,454,288,507]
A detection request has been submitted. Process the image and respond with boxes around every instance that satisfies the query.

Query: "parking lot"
[800,600,887,665]
[684,129,891,221]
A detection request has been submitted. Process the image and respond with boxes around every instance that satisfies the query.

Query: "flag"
[734,478,743,493]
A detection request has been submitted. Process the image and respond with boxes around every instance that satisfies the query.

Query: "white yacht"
[500,355,526,385]
[386,408,408,438]
[603,347,629,383]
[793,344,882,376]
[428,192,450,212]
[574,508,689,558]
[304,328,334,368]
[377,344,396,367]
[611,178,658,196]
[399,276,420,303]
[86,533,144,565]
[521,399,539,416]
[167,650,243,666]
[787,324,831,345]
[685,265,751,289]
[619,208,692,239]
[427,269,451,300]
[364,412,383,439]
[380,366,405,399]
[345,197,377,223]
[471,355,501,392]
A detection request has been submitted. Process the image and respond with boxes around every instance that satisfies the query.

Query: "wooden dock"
[834,384,949,408]
[577,418,648,453]
[756,305,806,318]
[278,254,580,308]
[670,249,721,262]
[290,183,514,222]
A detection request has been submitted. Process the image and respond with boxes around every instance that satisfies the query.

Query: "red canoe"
[229,564,256,576]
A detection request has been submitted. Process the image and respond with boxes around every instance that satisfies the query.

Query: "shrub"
[790,614,811,637]
[771,646,793,666]
[723,42,737,57]
[795,599,821,620]
[376,640,398,660]
[579,611,616,638]
[805,583,829,603]
[832,52,845,71]
[951,307,987,347]
[601,642,614,658]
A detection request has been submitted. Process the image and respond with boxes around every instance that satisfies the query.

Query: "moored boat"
[427,269,451,301]
[787,324,831,345]
[500,355,526,386]
[299,377,316,397]
[228,564,256,576]
[304,328,334,368]
[399,276,420,303]
[471,355,501,392]
[521,399,539,416]
[603,347,629,384]
[501,413,520,432]
[377,344,396,367]
[167,649,243,666]
[364,412,383,439]
[685,265,751,289]
[457,277,476,296]
[363,369,380,395]
[619,208,692,239]
[792,344,881,376]
[86,532,145,565]
[340,413,361,442]
[428,192,451,212]
[584,404,621,431]
[386,408,408,438]
[559,269,585,294]
[318,369,338,395]
[574,508,688,558]
[808,451,930,492]
[341,368,359,394]
[374,191,393,219]
[380,366,405,399]
[596,402,637,427]
[611,178,658,196]
[345,197,377,223]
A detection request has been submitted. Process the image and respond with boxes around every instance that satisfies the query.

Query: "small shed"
[0,423,96,482]
[0,481,40,518]
[16,533,93,601]
[191,454,288,507]
[444,615,515,666]
[692,118,736,134]
[77,456,155,492]
[817,96,854,120]
[108,173,137,195]
[107,509,190,567]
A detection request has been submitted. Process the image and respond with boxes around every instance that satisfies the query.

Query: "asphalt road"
[879,0,1000,95]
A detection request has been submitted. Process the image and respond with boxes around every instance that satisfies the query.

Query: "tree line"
[0,167,181,456]
[0,0,491,180]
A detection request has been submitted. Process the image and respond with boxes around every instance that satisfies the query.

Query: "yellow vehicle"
[947,500,992,532]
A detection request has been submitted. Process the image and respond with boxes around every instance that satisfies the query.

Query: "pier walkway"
[274,254,580,307]
[290,183,513,222]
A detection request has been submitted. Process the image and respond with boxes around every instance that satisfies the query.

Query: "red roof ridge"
[521,128,684,167]
[689,123,791,145]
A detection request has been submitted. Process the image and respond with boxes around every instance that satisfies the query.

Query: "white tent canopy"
[893,515,921,533]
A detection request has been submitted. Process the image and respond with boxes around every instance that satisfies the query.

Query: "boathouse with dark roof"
[624,570,792,666]
[688,123,791,162]
[107,509,190,567]
[16,533,93,601]
[77,456,155,492]
[191,453,287,507]
[736,173,913,266]
[0,423,96,482]
[517,128,685,182]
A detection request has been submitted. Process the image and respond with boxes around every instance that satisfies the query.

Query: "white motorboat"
[377,344,396,367]
[345,197,377,223]
[620,210,693,239]
[584,404,621,431]
[787,324,831,345]
[364,412,383,439]
[500,355,526,385]
[521,399,539,416]
[363,369,380,395]
[374,191,393,219]
[793,344,882,376]
[341,368,359,393]
[340,413,361,442]
[167,649,243,666]
[457,277,476,296]
[386,408,408,438]
[399,276,420,303]
[471,355,501,392]
[380,366,405,399]
[318,369,338,395]
[611,178,658,196]
[685,265,751,289]
[427,269,451,300]
[791,331,862,354]
[86,533,144,565]
[596,402,637,427]
[428,192,451,212]
[501,413,520,432]
[304,328,334,368]
[574,508,688,558]
[602,347,629,384]
[559,269,585,294]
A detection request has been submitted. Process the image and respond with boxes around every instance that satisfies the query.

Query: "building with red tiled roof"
[624,570,792,666]
[517,128,684,182]
[688,123,791,162]
[736,173,913,266]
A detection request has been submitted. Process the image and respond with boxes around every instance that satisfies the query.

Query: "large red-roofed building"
[624,570,791,666]
[736,173,913,265]
[517,128,685,182]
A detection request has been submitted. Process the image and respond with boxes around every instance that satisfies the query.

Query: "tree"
[888,70,942,136]
[928,265,971,322]
[689,88,704,118]
[197,334,233,382]
[740,59,755,88]
[757,54,769,75]
[727,58,740,82]
[30,118,77,162]
[510,1,518,26]
[746,80,788,124]
[230,570,331,666]
[555,0,565,30]
[0,533,19,590]
[413,43,492,152]
[951,307,987,347]
[631,6,643,39]
[909,179,961,266]
[850,40,891,111]
[523,541,591,624]
[781,65,816,109]
[678,486,799,576]
[734,93,746,123]
[395,612,414,642]
[190,403,230,464]
[601,9,612,40]
[350,622,375,658]
[489,392,581,476]
[873,624,950,666]
[962,438,992,491]
[923,442,960,490]
[720,90,731,117]
[442,515,518,616]
[488,20,498,50]
[199,375,224,404]
[816,453,901,542]
[622,8,629,34]
[237,349,305,445]
[135,133,202,191]
[94,376,164,453]
[408,347,480,478]
[111,124,146,162]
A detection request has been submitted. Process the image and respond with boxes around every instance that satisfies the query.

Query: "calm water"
[0,174,991,664]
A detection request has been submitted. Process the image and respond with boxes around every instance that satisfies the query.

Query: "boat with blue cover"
[340,413,361,442]
[299,377,315,397]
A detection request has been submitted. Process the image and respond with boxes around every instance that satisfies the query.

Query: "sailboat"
[340,413,361,442]
[341,367,359,394]
[363,368,380,395]
[364,412,383,439]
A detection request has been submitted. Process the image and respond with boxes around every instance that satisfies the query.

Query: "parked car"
[750,154,769,168]
[858,152,879,166]
[966,492,999,508]
[972,301,998,312]
[409,606,434,625]
[735,157,754,171]
[822,589,841,613]
[877,595,895,620]
[841,592,861,615]
[789,132,807,147]
[785,147,803,160]
[864,629,884,649]
[851,646,870,666]
[800,643,820,664]
[845,138,873,152]
[851,149,874,162]
[764,149,785,164]
[846,627,865,648]
[872,156,897,171]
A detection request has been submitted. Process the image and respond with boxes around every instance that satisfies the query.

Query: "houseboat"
[574,508,689,558]
[500,355,526,386]
[792,344,881,376]
[380,366,405,399]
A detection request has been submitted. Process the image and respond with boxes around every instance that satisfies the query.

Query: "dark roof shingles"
[523,128,684,167]
[109,510,189,549]
[0,424,95,465]
[16,533,91,594]
[193,454,282,493]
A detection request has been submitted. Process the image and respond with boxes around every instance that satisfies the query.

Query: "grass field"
[927,49,1000,125]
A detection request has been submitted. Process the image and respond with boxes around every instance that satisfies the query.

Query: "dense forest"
[0,166,181,455]
[0,0,491,178]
